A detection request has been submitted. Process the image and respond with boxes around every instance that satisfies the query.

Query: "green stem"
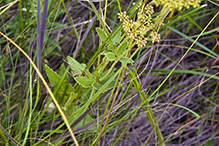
[128,69,165,145]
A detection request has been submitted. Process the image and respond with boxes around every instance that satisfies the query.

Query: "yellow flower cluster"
[152,0,200,10]
[118,4,160,47]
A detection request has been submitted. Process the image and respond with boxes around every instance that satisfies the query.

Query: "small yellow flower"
[118,4,160,47]
[150,32,160,43]
[152,0,200,10]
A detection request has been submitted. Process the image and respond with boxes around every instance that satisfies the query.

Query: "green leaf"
[96,27,107,41]
[63,105,94,129]
[80,88,92,104]
[62,92,77,110]
[100,68,116,79]
[45,64,61,85]
[119,57,134,63]
[59,63,69,80]
[204,140,213,146]
[83,69,95,82]
[93,69,117,92]
[117,42,127,57]
[58,81,74,95]
[92,80,116,92]
[102,45,115,55]
[107,45,114,51]
[45,64,74,96]
[112,31,121,45]
[74,76,94,88]
[59,63,66,77]
[67,56,86,75]
[102,49,111,55]
[93,70,117,92]
[105,52,116,61]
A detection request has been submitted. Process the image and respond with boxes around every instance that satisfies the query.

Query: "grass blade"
[0,31,79,146]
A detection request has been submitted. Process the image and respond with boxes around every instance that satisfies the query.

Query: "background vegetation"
[0,0,219,145]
